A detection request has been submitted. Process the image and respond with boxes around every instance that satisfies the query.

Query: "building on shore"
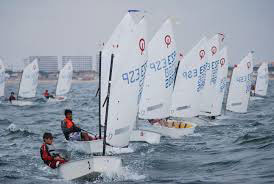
[24,56,59,73]
[62,56,92,72]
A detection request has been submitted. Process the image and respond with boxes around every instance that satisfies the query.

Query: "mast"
[98,51,102,139]
[102,53,114,156]
[55,70,60,96]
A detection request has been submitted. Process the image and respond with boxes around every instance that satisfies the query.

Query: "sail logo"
[219,77,226,93]
[139,38,145,55]
[165,35,171,48]
[199,50,205,59]
[211,46,217,55]
[220,58,225,67]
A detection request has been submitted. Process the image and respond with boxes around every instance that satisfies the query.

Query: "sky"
[0,0,274,68]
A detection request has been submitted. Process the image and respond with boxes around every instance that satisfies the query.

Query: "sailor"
[9,92,16,103]
[40,132,67,169]
[43,90,54,99]
[61,109,97,141]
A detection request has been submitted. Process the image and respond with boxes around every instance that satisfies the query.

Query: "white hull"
[129,130,161,144]
[58,156,122,180]
[141,123,197,139]
[68,139,133,155]
[11,100,33,106]
[47,96,67,103]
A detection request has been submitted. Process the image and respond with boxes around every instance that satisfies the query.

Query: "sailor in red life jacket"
[61,109,97,141]
[40,132,67,169]
[43,90,55,99]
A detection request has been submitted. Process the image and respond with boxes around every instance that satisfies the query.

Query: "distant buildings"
[24,56,58,73]
[62,56,92,72]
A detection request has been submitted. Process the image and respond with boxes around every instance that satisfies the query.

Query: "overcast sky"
[0,0,274,67]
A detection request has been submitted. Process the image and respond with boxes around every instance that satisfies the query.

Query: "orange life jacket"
[64,118,75,129]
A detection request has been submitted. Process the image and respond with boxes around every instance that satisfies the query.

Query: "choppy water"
[0,81,274,184]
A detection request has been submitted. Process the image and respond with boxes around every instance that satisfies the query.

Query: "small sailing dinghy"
[252,62,268,98]
[0,58,5,101]
[226,52,253,113]
[137,18,195,138]
[199,34,224,118]
[12,59,39,106]
[48,61,73,102]
[57,10,147,179]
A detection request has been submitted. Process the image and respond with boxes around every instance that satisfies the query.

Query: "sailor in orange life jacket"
[43,90,55,99]
[61,109,97,141]
[40,132,67,169]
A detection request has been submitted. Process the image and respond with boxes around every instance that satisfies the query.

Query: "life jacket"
[40,143,54,166]
[44,92,49,98]
[61,118,80,140]
[9,95,16,102]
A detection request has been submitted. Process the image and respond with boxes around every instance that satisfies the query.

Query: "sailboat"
[226,52,253,113]
[199,34,224,118]
[0,58,5,100]
[11,59,39,106]
[47,61,73,102]
[58,11,147,180]
[253,62,268,97]
[210,47,229,116]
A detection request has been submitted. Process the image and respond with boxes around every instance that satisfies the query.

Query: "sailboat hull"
[130,130,161,144]
[58,156,122,180]
[47,96,67,103]
[68,139,133,155]
[141,122,197,139]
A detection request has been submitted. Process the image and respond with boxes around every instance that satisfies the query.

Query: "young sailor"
[9,92,16,103]
[40,132,67,169]
[61,109,97,141]
[43,90,55,99]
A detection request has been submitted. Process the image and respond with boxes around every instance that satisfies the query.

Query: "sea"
[0,81,273,184]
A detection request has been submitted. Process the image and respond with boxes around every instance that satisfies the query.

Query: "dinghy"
[48,61,73,102]
[226,52,253,113]
[210,47,229,116]
[199,34,224,117]
[57,11,147,179]
[12,59,39,106]
[137,18,195,138]
[254,62,268,96]
[0,58,5,100]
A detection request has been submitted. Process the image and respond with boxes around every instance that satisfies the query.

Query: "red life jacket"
[40,143,54,166]
[44,92,49,97]
[64,118,75,129]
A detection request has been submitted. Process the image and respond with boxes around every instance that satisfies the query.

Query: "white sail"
[226,52,253,113]
[210,47,228,116]
[106,18,148,147]
[0,59,5,97]
[18,59,39,98]
[101,12,136,126]
[199,34,222,116]
[170,37,208,118]
[139,18,177,119]
[56,61,73,96]
[255,62,268,96]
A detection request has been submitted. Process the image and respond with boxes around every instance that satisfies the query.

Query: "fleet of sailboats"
[1,11,270,181]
